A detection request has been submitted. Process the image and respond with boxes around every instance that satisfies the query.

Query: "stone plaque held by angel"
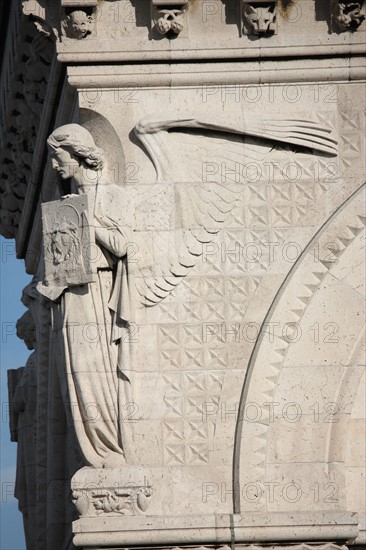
[39,193,96,301]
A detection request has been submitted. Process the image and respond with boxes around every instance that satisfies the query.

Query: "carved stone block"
[241,0,277,36]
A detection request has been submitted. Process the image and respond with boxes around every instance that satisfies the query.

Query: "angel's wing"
[134,179,241,306]
[135,112,338,181]
[132,112,338,306]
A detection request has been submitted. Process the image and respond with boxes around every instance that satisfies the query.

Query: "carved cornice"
[66,56,366,90]
[73,510,359,547]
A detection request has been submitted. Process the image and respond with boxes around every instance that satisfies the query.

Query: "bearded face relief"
[50,221,81,268]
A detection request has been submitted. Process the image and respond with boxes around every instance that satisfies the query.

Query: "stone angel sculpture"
[41,113,337,468]
[42,124,135,468]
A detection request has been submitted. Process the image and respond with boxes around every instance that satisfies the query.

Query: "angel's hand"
[95,226,128,257]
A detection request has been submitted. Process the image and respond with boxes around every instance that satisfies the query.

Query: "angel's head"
[47,124,104,193]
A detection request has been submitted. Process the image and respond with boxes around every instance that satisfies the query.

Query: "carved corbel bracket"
[151,0,189,38]
[330,0,365,32]
[61,0,97,39]
[241,0,278,36]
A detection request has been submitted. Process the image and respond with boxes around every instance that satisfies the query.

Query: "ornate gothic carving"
[0,9,55,239]
[331,0,365,32]
[241,1,278,36]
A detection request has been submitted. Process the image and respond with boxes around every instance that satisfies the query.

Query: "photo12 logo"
[202,480,339,504]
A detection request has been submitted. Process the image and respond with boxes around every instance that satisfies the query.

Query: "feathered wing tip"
[135,112,339,161]
[252,118,338,156]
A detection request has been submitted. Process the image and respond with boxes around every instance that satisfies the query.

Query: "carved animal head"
[64,10,93,39]
[243,4,276,34]
[334,2,364,30]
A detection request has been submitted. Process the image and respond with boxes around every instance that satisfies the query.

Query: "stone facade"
[1,1,365,549]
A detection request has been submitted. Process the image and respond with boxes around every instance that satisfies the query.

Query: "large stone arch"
[234,184,366,521]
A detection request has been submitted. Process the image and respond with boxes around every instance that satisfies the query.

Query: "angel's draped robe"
[52,183,134,468]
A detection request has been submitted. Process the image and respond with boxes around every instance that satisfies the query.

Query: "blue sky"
[1,236,30,549]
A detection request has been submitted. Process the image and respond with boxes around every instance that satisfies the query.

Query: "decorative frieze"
[72,467,153,518]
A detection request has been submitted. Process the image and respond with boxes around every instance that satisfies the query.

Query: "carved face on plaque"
[50,218,81,267]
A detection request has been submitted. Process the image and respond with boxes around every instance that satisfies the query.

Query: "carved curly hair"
[47,124,104,171]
